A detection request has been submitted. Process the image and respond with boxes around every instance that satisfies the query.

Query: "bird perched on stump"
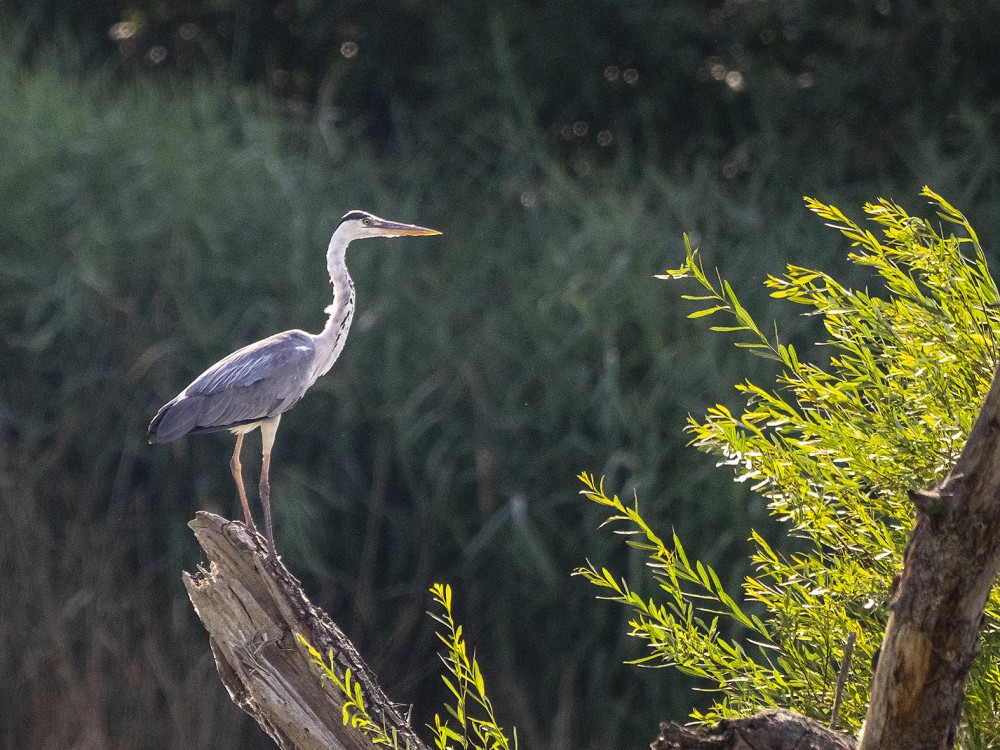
[148,210,441,561]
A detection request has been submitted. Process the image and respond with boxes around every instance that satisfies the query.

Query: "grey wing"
[148,330,317,443]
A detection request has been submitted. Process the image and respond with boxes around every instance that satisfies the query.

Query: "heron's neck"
[313,233,356,379]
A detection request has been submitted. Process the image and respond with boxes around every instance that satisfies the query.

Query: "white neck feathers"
[311,227,356,380]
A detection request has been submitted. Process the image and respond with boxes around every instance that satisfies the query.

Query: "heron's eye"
[362,218,371,226]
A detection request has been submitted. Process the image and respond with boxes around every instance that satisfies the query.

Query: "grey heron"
[148,210,441,561]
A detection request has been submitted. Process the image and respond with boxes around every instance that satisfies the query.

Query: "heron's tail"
[148,396,201,444]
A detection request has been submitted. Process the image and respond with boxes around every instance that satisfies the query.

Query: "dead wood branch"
[183,512,428,750]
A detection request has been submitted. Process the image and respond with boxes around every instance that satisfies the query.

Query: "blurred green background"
[2,2,1000,748]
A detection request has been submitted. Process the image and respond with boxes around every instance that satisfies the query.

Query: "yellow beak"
[373,218,442,236]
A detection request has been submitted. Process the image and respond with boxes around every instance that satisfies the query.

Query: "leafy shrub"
[579,189,1000,745]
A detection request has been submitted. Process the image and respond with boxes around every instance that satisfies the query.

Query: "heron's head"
[337,210,441,241]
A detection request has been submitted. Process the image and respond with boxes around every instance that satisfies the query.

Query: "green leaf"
[688,305,728,319]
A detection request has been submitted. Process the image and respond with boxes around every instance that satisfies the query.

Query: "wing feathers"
[148,330,316,443]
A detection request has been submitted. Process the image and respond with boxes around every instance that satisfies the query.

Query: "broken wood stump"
[182,512,429,750]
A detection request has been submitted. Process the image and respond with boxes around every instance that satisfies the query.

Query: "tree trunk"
[858,364,1000,749]
[183,513,429,750]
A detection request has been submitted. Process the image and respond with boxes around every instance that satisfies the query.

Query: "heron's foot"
[242,518,261,537]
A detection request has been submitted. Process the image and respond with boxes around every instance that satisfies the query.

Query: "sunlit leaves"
[298,634,402,747]
[574,473,780,707]
[300,584,517,750]
[585,191,1000,741]
[428,583,517,750]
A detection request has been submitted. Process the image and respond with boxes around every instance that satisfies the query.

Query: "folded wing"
[148,330,317,443]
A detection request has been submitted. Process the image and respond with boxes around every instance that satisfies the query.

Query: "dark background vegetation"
[2,1,1000,748]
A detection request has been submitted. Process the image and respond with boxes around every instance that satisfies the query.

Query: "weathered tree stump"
[183,513,429,750]
[651,709,854,750]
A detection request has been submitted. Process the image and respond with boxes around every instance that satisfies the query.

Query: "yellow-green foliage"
[300,583,516,750]
[577,189,1000,745]
[427,583,517,750]
[299,634,403,747]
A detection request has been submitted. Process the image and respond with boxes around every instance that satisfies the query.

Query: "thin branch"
[830,632,856,731]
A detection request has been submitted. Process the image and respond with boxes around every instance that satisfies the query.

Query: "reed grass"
[2,31,1000,749]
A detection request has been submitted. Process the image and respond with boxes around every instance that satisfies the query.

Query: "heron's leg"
[259,415,282,562]
[230,432,258,534]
